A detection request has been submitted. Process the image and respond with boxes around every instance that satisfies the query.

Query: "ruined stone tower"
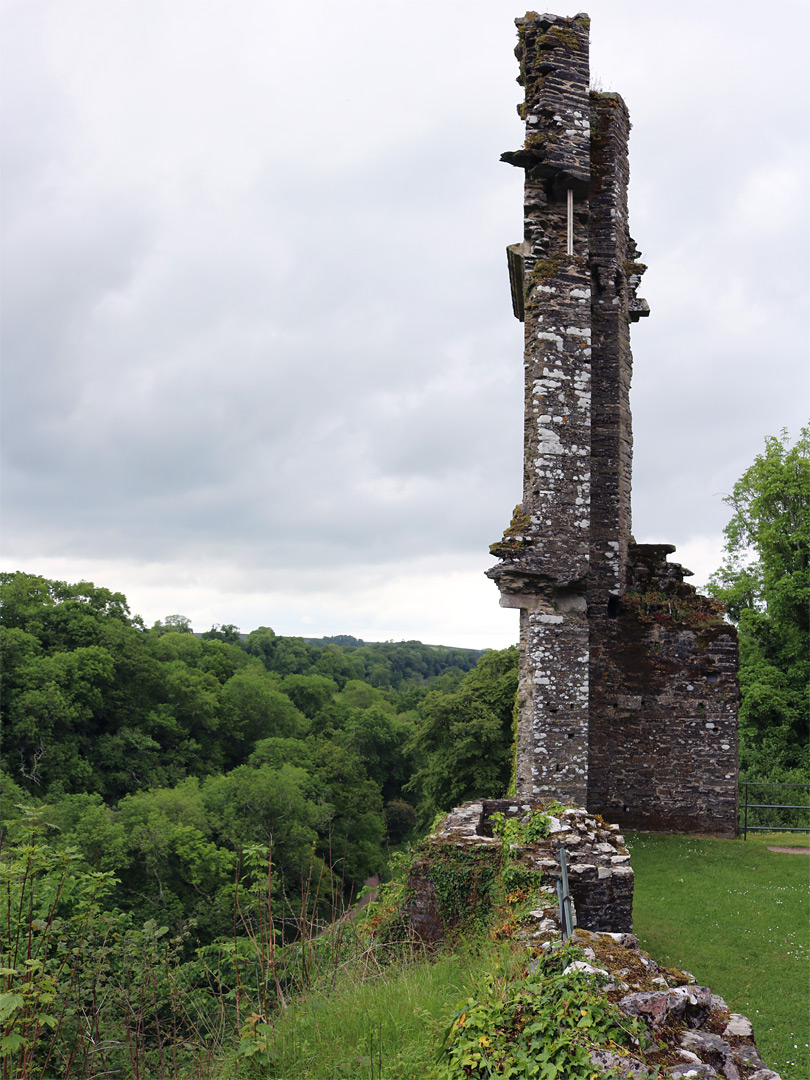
[487,12,739,835]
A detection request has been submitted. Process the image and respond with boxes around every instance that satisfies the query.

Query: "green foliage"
[383,798,417,843]
[707,426,809,775]
[0,806,118,1078]
[249,735,386,894]
[0,570,524,980]
[490,810,551,847]
[279,673,338,719]
[427,847,500,935]
[406,647,519,827]
[337,704,413,802]
[302,739,386,891]
[230,940,523,1080]
[1,571,489,814]
[434,943,647,1080]
[219,667,308,766]
[489,810,550,894]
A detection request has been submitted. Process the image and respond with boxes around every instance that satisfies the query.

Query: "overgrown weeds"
[434,942,649,1080]
[0,807,375,1079]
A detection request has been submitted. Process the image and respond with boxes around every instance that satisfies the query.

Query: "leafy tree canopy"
[708,426,809,776]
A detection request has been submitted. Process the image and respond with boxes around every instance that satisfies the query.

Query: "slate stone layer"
[487,12,739,835]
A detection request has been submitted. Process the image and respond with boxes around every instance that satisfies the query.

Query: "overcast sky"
[2,0,808,648]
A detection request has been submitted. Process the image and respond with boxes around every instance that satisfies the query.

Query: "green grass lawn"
[626,831,810,1080]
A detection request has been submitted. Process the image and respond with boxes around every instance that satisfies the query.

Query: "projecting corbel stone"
[629,298,650,322]
[485,564,588,615]
[485,564,554,611]
[500,151,591,199]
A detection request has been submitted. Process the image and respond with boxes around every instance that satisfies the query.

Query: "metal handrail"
[741,780,810,839]
[557,845,574,940]
[740,781,810,789]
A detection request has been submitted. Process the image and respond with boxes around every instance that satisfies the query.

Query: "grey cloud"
[2,0,808,641]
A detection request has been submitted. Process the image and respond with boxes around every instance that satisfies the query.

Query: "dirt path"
[766,846,810,854]
[353,874,380,910]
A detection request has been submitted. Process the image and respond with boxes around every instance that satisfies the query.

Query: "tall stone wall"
[587,91,637,614]
[488,11,594,809]
[488,11,739,836]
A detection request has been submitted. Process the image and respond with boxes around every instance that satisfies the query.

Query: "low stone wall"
[406,800,634,940]
[569,929,781,1079]
[402,801,781,1077]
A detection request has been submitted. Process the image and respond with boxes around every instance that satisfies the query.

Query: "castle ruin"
[487,12,739,835]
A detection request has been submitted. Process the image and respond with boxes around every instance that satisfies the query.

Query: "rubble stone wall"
[589,545,739,834]
[404,802,781,1078]
[406,800,634,940]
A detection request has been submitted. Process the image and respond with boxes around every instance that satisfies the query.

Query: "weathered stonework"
[401,802,782,1078]
[406,799,634,940]
[487,12,739,835]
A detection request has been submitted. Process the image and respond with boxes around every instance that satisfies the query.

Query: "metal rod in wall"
[566,188,574,255]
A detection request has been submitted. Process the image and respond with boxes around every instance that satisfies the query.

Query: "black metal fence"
[740,781,810,839]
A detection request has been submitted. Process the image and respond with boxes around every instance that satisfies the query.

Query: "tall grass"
[627,831,810,1080]
[215,938,524,1080]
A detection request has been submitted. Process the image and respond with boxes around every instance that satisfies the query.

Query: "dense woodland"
[0,571,518,947]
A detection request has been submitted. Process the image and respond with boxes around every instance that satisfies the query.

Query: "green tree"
[44,792,128,873]
[219,667,308,765]
[279,673,338,720]
[406,647,519,827]
[708,426,809,776]
[115,778,236,937]
[151,614,194,634]
[243,625,277,668]
[248,737,386,894]
[338,704,413,802]
[3,645,116,794]
[0,573,134,649]
[200,622,241,644]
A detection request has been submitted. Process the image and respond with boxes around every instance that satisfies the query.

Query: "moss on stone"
[490,505,533,557]
[528,253,566,283]
[623,259,648,278]
[537,25,581,53]
[622,588,726,628]
[524,130,559,151]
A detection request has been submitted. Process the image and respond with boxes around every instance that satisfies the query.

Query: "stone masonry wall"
[589,545,739,834]
[488,11,739,834]
[587,91,637,615]
[406,799,634,941]
[404,802,781,1078]
[488,12,594,808]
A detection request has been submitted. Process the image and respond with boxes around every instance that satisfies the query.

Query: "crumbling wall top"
[502,12,591,195]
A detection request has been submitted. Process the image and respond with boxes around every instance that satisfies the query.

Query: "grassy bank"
[627,831,810,1080]
[218,831,809,1079]
[216,939,524,1079]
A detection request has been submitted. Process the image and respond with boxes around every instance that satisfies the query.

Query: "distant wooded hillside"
[0,571,517,949]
